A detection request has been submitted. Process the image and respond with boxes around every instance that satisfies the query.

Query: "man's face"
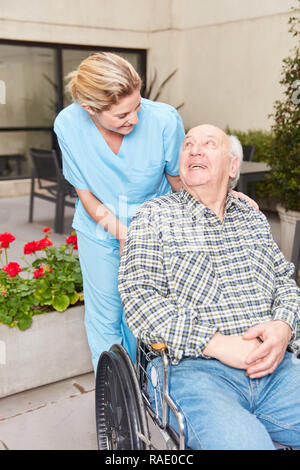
[179,125,239,191]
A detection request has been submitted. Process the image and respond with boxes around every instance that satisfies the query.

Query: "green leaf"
[18,316,33,330]
[52,294,70,312]
[69,291,79,305]
[0,312,13,325]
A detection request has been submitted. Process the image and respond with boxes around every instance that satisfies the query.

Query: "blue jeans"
[147,352,300,450]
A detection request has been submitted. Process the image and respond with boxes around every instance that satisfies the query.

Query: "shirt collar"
[179,187,244,220]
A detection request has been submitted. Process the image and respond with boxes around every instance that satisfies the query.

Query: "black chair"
[0,157,6,176]
[28,148,77,234]
[291,220,300,285]
[242,145,256,162]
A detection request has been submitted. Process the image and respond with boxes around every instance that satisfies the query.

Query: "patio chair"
[242,145,256,162]
[291,220,300,286]
[0,157,6,176]
[28,148,77,233]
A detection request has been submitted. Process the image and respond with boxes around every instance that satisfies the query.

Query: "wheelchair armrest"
[151,342,167,351]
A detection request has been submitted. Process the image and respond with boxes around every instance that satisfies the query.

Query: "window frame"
[0,39,147,178]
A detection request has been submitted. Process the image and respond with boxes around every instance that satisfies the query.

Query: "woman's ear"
[81,103,96,116]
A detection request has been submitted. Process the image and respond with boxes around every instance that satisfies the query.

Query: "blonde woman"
[54,52,256,372]
[54,52,185,371]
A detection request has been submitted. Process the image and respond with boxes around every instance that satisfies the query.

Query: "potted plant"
[0,229,93,398]
[266,7,300,260]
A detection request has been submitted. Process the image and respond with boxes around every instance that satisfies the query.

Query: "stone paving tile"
[0,373,95,420]
[0,373,97,450]
[0,391,97,450]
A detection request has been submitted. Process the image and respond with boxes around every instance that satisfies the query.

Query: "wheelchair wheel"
[95,344,149,450]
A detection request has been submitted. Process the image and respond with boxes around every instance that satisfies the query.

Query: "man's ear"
[229,156,240,179]
[81,103,96,116]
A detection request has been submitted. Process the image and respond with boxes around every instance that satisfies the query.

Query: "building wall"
[0,0,298,132]
[172,0,298,131]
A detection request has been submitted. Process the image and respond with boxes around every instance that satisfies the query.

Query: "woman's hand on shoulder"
[230,189,259,211]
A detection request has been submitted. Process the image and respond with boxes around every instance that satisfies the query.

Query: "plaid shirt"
[119,189,300,364]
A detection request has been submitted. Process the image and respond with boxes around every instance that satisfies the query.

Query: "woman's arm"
[166,174,182,192]
[76,188,128,254]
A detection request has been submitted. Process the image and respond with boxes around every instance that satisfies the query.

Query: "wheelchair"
[95,339,186,450]
[95,338,300,450]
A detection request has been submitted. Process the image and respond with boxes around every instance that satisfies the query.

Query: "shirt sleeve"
[118,205,218,364]
[271,239,300,338]
[163,107,185,177]
[54,121,89,190]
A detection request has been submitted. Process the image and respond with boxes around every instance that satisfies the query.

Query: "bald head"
[185,124,231,154]
[179,123,242,194]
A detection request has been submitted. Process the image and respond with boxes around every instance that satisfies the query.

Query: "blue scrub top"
[54,98,185,242]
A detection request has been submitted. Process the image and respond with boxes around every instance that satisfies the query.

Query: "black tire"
[95,344,149,450]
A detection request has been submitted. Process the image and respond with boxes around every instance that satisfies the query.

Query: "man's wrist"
[203,332,225,359]
[272,311,296,340]
[273,319,293,341]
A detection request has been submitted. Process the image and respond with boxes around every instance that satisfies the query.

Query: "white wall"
[171,0,298,131]
[178,10,297,131]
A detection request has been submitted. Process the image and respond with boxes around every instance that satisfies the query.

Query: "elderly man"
[118,124,300,450]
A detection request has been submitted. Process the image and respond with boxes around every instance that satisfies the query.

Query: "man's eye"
[118,115,127,119]
[207,140,215,145]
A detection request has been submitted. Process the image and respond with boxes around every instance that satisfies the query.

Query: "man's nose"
[190,142,204,156]
[127,111,139,125]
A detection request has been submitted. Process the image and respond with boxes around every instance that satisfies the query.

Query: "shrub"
[225,127,274,198]
[266,7,300,211]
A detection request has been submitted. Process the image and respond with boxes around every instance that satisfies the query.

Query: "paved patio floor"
[0,195,282,450]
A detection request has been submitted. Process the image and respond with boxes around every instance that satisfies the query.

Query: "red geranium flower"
[33,264,53,278]
[43,227,51,233]
[2,262,22,277]
[24,241,38,255]
[33,267,44,278]
[66,235,78,250]
[36,238,53,250]
[0,232,16,248]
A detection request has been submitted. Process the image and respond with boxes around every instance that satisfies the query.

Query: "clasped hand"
[207,321,292,378]
[243,320,292,378]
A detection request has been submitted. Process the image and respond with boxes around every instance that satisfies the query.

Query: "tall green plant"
[267,4,300,211]
[144,68,184,110]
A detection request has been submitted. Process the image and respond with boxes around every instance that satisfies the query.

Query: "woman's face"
[84,89,141,136]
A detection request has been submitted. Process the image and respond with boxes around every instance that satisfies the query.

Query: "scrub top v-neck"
[89,116,125,158]
[54,97,185,243]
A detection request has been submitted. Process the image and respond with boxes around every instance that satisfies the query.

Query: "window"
[0,41,146,180]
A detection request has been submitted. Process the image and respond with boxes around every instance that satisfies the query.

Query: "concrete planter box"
[277,204,300,261]
[0,304,93,398]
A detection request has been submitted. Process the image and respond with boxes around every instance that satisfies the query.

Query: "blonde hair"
[66,52,142,111]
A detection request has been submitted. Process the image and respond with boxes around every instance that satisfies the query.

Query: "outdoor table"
[238,161,270,194]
